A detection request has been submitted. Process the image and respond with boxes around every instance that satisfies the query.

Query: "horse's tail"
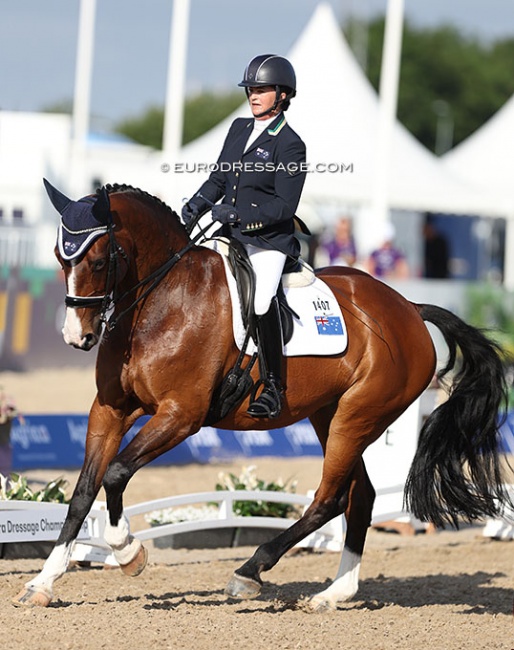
[404,303,511,528]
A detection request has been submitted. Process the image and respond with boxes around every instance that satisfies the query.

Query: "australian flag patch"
[315,315,343,335]
[255,147,270,160]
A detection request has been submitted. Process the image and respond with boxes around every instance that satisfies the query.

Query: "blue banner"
[498,414,514,454]
[5,411,513,471]
[7,415,323,471]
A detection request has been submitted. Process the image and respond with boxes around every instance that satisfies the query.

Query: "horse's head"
[46,179,191,351]
[45,179,125,350]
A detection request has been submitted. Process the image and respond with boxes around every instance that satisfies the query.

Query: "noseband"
[65,294,110,308]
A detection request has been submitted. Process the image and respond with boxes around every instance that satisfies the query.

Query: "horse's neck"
[112,244,225,340]
[126,210,188,279]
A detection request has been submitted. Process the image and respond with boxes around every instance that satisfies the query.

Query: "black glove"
[181,201,200,225]
[212,204,240,225]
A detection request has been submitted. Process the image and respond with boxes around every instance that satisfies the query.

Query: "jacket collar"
[266,113,287,136]
[243,113,287,155]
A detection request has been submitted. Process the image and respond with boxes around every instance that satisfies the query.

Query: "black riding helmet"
[238,54,296,117]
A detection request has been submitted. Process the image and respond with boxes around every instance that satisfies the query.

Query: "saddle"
[205,238,301,425]
[226,237,299,346]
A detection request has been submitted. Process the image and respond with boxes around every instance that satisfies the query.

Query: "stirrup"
[247,380,283,419]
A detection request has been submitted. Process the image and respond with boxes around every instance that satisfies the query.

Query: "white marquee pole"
[163,0,191,158]
[369,0,404,237]
[70,0,97,195]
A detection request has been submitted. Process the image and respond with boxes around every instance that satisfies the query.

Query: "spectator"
[423,214,450,279]
[319,215,357,267]
[364,221,409,280]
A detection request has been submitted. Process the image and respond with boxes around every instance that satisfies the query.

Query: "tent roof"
[443,95,514,216]
[175,3,501,218]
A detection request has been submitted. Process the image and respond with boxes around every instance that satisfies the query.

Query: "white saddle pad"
[203,239,348,357]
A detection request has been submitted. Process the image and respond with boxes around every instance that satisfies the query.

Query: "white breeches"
[244,244,286,315]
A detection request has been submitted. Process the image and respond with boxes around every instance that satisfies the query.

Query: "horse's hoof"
[225,572,262,599]
[119,544,148,577]
[12,586,52,608]
[307,595,336,612]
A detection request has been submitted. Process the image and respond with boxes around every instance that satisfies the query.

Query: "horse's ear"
[43,178,72,214]
[92,186,111,223]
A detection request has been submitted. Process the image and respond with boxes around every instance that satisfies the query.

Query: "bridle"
[63,209,126,327]
[63,215,215,332]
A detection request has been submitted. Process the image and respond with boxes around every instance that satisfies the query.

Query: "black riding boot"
[247,300,284,419]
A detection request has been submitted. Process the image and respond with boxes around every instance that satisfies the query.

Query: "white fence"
[0,483,411,564]
[3,483,511,564]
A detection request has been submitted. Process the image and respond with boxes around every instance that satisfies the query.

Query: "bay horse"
[13,182,511,610]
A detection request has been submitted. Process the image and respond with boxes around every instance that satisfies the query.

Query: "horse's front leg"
[12,400,129,608]
[101,409,196,576]
[101,454,150,577]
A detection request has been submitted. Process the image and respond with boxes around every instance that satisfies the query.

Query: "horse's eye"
[92,258,107,272]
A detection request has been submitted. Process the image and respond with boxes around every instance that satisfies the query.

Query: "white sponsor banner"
[0,508,91,543]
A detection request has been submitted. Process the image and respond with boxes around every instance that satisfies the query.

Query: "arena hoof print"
[12,587,52,608]
[120,544,148,577]
[225,573,262,599]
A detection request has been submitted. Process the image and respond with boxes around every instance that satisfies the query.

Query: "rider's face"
[248,86,285,119]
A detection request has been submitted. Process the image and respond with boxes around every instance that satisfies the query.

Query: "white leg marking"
[309,548,361,610]
[62,269,85,346]
[104,514,141,566]
[25,543,73,597]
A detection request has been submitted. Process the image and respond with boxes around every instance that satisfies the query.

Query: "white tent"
[0,110,160,268]
[443,95,514,218]
[169,3,500,229]
[442,94,514,286]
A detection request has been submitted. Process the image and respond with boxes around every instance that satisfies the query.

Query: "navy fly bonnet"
[44,178,112,261]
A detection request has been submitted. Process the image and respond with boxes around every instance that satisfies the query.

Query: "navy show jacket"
[190,113,307,258]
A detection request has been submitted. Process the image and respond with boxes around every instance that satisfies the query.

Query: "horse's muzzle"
[74,333,99,351]
[66,334,98,352]
[63,329,99,351]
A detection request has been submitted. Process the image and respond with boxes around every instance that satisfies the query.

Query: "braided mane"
[97,183,178,218]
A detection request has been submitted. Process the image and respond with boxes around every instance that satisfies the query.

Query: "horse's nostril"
[81,333,97,350]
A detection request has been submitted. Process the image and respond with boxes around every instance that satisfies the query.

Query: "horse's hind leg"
[226,403,376,601]
[309,458,375,610]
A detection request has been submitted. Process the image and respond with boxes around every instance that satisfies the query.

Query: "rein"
[105,222,211,331]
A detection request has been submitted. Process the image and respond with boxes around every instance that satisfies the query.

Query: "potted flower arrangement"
[0,472,69,503]
[215,465,299,518]
[145,465,300,549]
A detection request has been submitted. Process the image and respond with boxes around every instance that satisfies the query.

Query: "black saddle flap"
[227,239,295,345]
[227,238,256,329]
